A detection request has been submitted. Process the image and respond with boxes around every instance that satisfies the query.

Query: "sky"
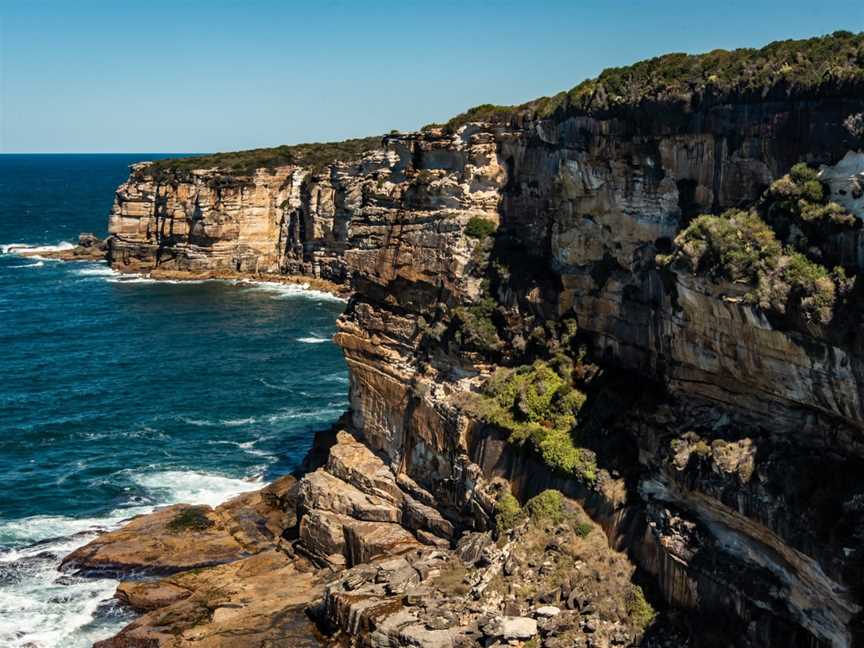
[1,0,862,153]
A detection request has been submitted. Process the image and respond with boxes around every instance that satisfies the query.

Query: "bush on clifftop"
[142,136,384,178]
[424,32,864,131]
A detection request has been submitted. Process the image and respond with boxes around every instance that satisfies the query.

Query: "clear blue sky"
[2,0,862,153]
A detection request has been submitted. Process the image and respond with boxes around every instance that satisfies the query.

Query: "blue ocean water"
[0,155,349,646]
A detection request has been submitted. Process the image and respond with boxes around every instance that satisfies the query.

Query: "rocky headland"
[62,32,864,647]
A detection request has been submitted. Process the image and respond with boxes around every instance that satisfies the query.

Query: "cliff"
[93,32,864,647]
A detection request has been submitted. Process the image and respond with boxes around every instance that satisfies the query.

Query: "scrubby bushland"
[452,297,501,353]
[759,162,861,268]
[425,31,864,131]
[141,136,384,179]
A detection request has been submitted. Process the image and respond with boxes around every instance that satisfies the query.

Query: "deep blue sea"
[0,154,349,646]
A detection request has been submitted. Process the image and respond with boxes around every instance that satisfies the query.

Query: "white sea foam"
[296,336,330,344]
[74,264,118,278]
[323,373,350,384]
[0,469,263,647]
[178,415,257,428]
[130,469,263,507]
[265,405,346,423]
[8,260,45,269]
[237,279,347,303]
[105,274,158,284]
[0,241,74,255]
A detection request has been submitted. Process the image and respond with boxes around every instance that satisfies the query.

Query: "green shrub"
[674,209,781,282]
[473,360,596,482]
[573,520,594,538]
[672,204,844,326]
[495,493,524,535]
[626,585,656,631]
[166,506,214,533]
[525,490,565,525]
[452,297,500,352]
[763,163,855,228]
[464,216,497,240]
[756,252,837,324]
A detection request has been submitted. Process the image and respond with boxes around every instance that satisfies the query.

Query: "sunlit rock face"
[105,82,864,646]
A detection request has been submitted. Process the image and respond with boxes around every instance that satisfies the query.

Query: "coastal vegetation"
[626,586,657,631]
[464,216,498,239]
[473,358,597,482]
[452,297,501,352]
[425,31,863,131]
[669,161,859,327]
[142,136,383,178]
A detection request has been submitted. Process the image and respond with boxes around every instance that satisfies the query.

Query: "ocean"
[0,154,349,646]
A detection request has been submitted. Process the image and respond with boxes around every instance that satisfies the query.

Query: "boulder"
[482,616,538,640]
[343,519,421,566]
[327,430,403,503]
[298,509,348,567]
[297,468,400,523]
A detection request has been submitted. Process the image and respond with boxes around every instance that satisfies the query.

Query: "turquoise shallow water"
[0,154,349,646]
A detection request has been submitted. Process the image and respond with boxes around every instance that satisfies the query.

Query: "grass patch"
[573,520,594,538]
[166,506,214,534]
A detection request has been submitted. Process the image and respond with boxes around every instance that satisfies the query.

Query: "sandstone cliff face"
[106,85,864,646]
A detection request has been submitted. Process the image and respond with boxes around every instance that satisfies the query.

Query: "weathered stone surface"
[116,580,191,611]
[60,504,250,576]
[96,550,323,648]
[62,475,297,576]
[327,430,403,503]
[343,518,421,566]
[298,468,401,523]
[322,502,651,648]
[299,509,348,567]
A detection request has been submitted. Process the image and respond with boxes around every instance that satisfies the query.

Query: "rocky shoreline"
[63,427,661,648]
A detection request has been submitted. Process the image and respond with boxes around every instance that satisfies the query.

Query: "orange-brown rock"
[63,475,297,575]
[96,550,324,648]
